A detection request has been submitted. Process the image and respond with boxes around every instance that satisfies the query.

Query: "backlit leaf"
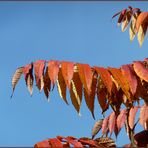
[102,116,109,136]
[121,10,132,32]
[129,106,139,129]
[11,67,23,97]
[49,138,63,147]
[43,67,51,99]
[121,64,138,96]
[33,60,45,91]
[57,69,68,104]
[109,67,131,101]
[95,67,112,94]
[108,112,116,136]
[48,60,60,87]
[139,104,148,130]
[129,14,138,41]
[65,136,83,147]
[23,63,34,96]
[136,12,148,31]
[97,80,108,114]
[61,61,74,90]
[92,119,103,139]
[84,74,97,119]
[70,72,82,114]
[34,139,50,148]
[137,24,147,46]
[133,61,148,82]
[117,109,127,133]
[77,63,93,95]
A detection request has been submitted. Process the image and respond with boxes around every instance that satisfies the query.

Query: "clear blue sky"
[0,1,147,147]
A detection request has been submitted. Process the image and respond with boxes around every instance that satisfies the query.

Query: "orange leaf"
[65,137,83,147]
[34,60,45,91]
[84,75,97,119]
[95,67,112,94]
[97,85,108,114]
[77,63,93,95]
[117,109,127,133]
[108,112,116,136]
[121,64,138,96]
[78,137,99,147]
[70,72,82,114]
[139,104,148,130]
[109,67,131,100]
[23,63,34,96]
[49,138,63,147]
[61,61,74,90]
[133,61,148,82]
[136,12,148,31]
[129,106,139,129]
[47,60,60,87]
[43,67,51,99]
[57,69,68,104]
[34,139,50,148]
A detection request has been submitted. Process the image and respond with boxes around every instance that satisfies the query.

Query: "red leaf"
[108,112,116,136]
[70,72,82,114]
[43,67,51,99]
[84,75,97,119]
[61,61,74,90]
[95,67,112,94]
[34,60,45,84]
[23,63,32,79]
[65,136,83,147]
[109,67,131,100]
[139,104,148,130]
[34,139,50,148]
[136,12,148,31]
[97,86,108,114]
[117,9,127,24]
[47,60,60,86]
[117,109,127,133]
[78,138,99,147]
[121,64,138,95]
[77,63,93,95]
[102,116,109,136]
[49,138,63,147]
[23,63,34,95]
[133,61,148,82]
[129,106,139,129]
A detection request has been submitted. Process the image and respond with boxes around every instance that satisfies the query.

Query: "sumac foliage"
[34,136,116,148]
[12,58,148,118]
[113,6,148,46]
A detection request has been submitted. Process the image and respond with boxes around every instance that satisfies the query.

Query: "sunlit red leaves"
[12,58,148,117]
[35,136,116,148]
[113,6,148,46]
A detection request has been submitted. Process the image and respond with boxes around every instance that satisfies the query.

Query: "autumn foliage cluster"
[11,6,148,147]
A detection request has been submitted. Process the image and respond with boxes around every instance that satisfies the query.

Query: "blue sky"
[0,2,147,147]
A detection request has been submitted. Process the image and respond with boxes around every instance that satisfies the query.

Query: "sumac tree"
[11,6,148,147]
